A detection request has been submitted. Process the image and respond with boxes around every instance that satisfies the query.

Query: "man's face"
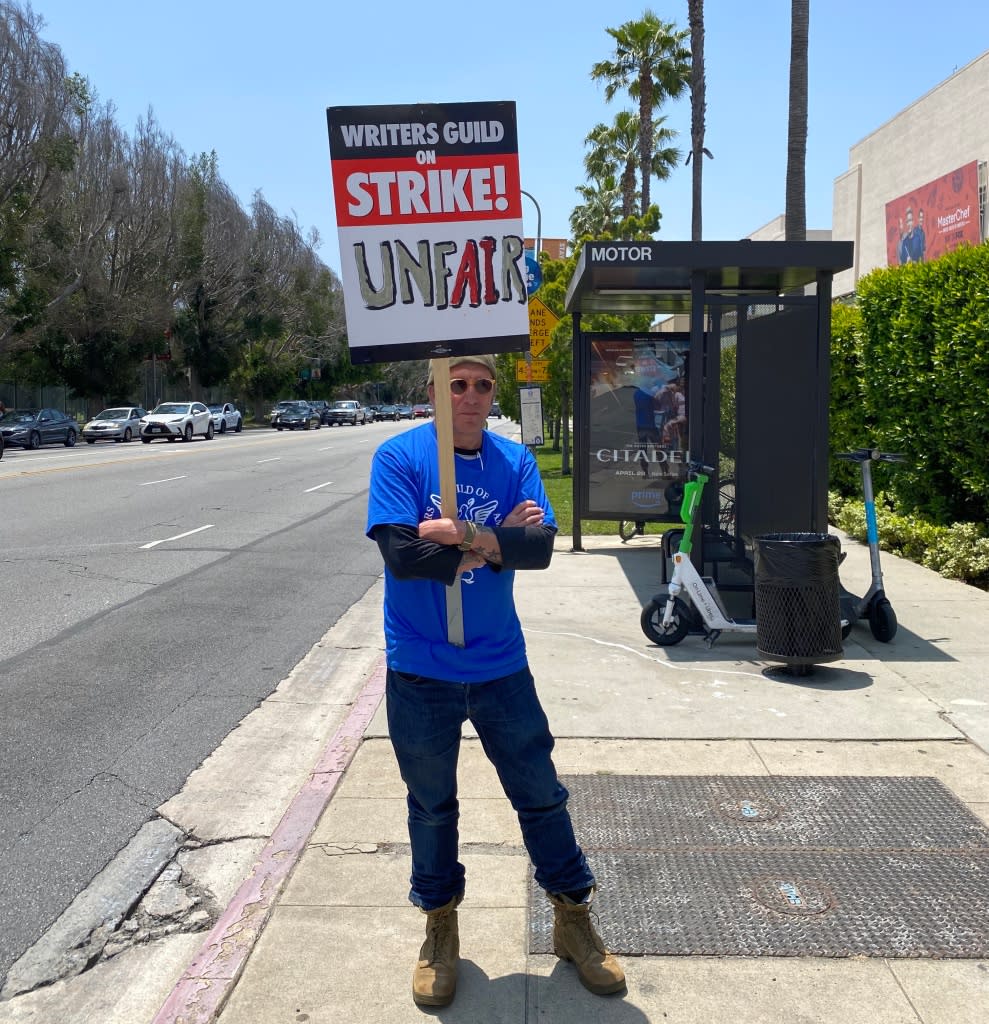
[905,209,914,231]
[429,362,495,433]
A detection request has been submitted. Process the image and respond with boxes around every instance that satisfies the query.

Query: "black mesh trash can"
[754,532,843,670]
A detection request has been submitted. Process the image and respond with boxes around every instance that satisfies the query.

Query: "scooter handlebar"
[836,448,907,464]
[687,461,717,476]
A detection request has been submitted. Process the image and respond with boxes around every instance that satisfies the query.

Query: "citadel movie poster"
[585,333,690,521]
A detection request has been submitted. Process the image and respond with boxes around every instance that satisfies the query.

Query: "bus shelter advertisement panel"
[326,100,529,364]
[884,160,981,267]
[585,333,689,521]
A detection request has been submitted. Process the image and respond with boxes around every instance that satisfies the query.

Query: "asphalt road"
[0,420,398,983]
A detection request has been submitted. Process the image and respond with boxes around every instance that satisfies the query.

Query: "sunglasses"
[449,378,495,396]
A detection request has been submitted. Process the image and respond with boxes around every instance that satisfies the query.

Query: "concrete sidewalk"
[209,534,989,1024]
[3,443,989,1023]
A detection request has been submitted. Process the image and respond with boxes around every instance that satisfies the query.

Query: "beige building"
[832,48,989,297]
[745,215,831,244]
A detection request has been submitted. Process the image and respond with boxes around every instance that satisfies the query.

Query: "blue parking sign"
[525,255,542,296]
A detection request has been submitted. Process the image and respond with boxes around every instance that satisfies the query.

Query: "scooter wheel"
[641,598,690,646]
[619,520,641,542]
[868,596,898,642]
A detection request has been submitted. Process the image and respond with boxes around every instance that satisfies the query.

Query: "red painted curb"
[151,656,387,1023]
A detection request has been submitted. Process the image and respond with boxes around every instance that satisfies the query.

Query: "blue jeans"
[386,665,595,910]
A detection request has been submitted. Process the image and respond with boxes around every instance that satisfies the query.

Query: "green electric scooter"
[640,463,757,647]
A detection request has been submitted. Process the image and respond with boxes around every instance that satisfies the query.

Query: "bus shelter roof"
[564,240,854,315]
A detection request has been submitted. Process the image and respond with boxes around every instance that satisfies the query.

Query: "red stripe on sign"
[331,154,522,226]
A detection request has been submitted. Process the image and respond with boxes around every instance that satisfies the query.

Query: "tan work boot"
[548,889,626,995]
[412,894,462,1007]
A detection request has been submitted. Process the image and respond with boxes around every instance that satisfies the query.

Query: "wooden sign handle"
[430,357,464,647]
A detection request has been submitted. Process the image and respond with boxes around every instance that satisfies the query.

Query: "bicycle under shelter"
[565,239,854,590]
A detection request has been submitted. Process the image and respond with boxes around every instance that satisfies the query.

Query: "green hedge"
[829,491,989,588]
[831,242,989,525]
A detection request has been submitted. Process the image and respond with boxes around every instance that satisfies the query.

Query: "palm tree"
[686,0,712,241]
[591,10,690,216]
[570,174,623,239]
[583,111,679,221]
[785,0,809,240]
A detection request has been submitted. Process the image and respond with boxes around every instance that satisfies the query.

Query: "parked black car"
[0,408,78,449]
[307,400,333,425]
[271,401,321,430]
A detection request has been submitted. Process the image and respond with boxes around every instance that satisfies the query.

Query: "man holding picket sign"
[329,99,624,1008]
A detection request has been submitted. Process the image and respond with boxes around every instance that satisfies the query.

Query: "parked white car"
[140,402,214,443]
[82,406,147,444]
[207,402,243,433]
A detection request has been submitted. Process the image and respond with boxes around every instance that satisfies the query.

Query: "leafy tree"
[0,3,96,351]
[29,99,176,405]
[0,0,351,410]
[234,193,349,404]
[174,151,252,388]
[230,340,296,416]
[591,10,690,216]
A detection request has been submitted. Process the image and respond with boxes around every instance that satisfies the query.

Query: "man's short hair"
[427,354,497,385]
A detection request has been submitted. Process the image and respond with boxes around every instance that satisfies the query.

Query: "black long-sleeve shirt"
[372,523,555,587]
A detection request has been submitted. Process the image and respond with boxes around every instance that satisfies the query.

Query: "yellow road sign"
[516,358,550,383]
[527,296,559,359]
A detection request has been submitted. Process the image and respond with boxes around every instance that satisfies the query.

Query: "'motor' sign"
[326,100,530,365]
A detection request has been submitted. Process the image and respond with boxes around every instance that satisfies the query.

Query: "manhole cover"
[528,775,989,958]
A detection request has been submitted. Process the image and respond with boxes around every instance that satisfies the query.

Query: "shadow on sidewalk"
[580,542,960,667]
[419,959,650,1022]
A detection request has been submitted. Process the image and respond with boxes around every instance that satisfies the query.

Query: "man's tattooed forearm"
[473,525,503,565]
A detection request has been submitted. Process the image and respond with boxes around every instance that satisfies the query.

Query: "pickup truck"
[327,400,367,426]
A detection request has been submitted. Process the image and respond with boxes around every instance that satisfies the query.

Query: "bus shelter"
[565,240,854,562]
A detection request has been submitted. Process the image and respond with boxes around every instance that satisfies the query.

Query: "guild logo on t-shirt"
[459,496,499,523]
[426,486,502,526]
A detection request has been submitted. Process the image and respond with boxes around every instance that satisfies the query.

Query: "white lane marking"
[141,524,215,549]
[140,475,188,486]
[318,446,334,451]
[304,480,334,493]
[257,457,282,464]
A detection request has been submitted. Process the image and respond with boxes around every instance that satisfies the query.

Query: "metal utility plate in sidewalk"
[528,775,989,958]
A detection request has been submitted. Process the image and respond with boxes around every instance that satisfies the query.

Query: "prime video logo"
[631,490,665,509]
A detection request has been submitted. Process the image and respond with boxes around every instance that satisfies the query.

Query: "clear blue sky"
[30,0,989,277]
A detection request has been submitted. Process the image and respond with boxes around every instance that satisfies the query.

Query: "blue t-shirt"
[366,423,557,682]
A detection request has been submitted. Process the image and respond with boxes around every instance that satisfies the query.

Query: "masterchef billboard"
[885,161,981,267]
